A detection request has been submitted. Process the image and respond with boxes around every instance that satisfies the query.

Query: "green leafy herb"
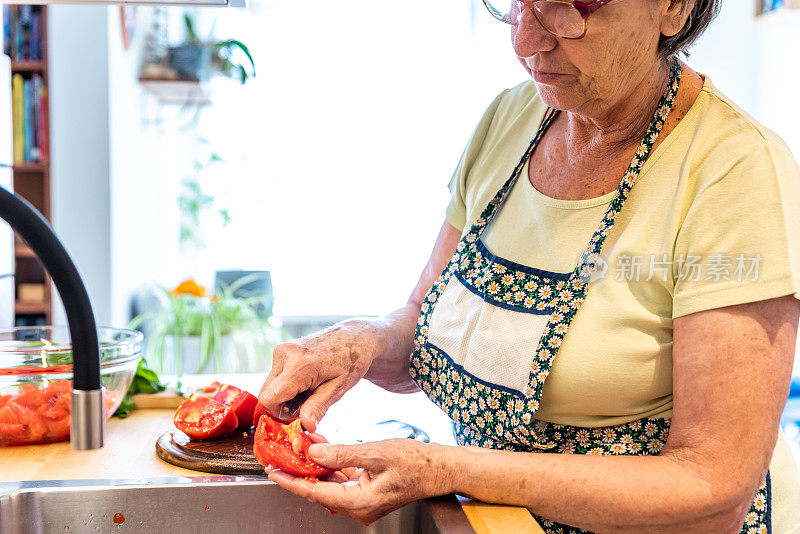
[113,360,167,419]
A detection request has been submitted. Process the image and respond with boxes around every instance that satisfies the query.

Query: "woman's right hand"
[258,320,384,432]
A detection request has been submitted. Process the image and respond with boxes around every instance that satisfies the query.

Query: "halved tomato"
[173,394,238,440]
[212,385,258,431]
[253,414,333,478]
[252,402,268,428]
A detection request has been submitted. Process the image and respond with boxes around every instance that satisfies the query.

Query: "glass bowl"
[0,326,142,446]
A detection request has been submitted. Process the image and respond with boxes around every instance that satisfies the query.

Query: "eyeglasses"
[482,0,615,39]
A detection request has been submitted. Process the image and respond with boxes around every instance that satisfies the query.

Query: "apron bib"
[409,59,772,534]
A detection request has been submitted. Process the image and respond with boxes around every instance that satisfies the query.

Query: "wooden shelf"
[14,301,49,315]
[139,78,211,106]
[14,244,35,259]
[11,60,46,73]
[12,162,47,173]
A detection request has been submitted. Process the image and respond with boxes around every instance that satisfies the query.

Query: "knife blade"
[277,390,311,422]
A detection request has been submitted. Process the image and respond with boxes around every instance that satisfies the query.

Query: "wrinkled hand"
[258,322,383,431]
[268,439,449,525]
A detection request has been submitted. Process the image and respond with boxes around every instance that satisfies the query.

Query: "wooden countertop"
[0,375,543,533]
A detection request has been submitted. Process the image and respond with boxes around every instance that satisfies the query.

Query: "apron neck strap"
[471,58,683,258]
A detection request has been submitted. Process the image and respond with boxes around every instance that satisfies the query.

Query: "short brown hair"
[658,0,720,57]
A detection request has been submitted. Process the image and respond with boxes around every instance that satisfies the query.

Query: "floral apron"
[409,59,771,534]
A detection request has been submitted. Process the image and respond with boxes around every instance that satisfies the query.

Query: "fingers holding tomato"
[267,439,450,525]
[253,413,333,478]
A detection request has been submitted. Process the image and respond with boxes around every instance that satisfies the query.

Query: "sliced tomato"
[0,380,118,446]
[0,405,20,425]
[6,400,48,442]
[252,402,269,428]
[253,414,333,478]
[38,386,71,420]
[213,385,258,431]
[43,414,71,440]
[173,394,238,440]
[0,422,25,438]
[14,384,44,409]
[45,380,72,395]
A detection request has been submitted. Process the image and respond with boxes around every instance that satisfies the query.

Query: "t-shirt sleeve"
[445,89,510,231]
[672,140,800,318]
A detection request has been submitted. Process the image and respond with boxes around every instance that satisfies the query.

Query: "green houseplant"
[168,13,256,84]
[131,275,282,379]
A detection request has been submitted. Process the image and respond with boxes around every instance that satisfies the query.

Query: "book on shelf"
[2,5,44,62]
[11,72,46,164]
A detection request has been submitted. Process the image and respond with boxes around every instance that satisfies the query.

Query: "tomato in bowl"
[0,326,142,446]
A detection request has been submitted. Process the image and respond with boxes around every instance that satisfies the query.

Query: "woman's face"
[512,0,679,115]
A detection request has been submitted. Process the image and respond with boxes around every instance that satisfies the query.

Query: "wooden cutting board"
[156,429,266,476]
[156,418,432,476]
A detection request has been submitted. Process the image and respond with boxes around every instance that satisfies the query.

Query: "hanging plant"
[168,13,256,84]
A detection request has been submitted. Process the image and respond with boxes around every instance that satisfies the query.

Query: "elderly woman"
[259,0,800,531]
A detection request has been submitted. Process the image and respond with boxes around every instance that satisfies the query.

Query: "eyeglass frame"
[482,0,615,39]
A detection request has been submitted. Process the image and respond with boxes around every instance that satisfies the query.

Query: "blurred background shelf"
[12,162,46,173]
[139,78,211,106]
[14,243,34,259]
[14,301,49,315]
[11,60,45,73]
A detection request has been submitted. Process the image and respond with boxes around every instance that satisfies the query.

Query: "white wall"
[688,0,760,115]
[754,10,800,156]
[106,7,188,328]
[49,6,193,329]
[48,5,112,327]
[688,4,800,156]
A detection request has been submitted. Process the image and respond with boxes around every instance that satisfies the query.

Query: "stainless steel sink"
[0,476,470,534]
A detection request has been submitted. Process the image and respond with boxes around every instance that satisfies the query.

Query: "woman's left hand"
[267,438,449,525]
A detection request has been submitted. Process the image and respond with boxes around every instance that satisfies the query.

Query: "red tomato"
[0,380,117,446]
[0,423,25,438]
[0,405,19,425]
[252,402,267,428]
[43,415,71,440]
[14,384,43,409]
[253,414,333,478]
[38,382,71,420]
[6,400,48,443]
[212,385,258,431]
[173,395,238,440]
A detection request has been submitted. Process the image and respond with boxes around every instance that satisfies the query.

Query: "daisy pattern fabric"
[409,58,772,533]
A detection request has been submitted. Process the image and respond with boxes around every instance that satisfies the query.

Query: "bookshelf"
[3,5,52,326]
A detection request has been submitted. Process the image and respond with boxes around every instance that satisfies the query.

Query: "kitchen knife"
[277,390,311,421]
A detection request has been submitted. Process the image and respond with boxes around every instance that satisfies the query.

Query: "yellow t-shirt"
[445,76,800,532]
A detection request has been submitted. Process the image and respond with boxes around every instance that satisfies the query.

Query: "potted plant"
[168,13,256,83]
[131,276,282,380]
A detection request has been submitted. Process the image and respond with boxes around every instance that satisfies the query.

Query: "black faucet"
[0,185,103,449]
